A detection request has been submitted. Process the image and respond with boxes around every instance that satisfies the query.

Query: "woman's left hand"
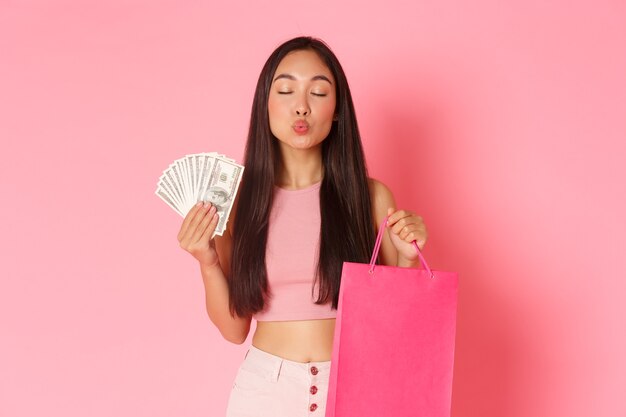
[386,208,428,266]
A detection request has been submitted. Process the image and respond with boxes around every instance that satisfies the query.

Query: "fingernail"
[203,201,209,208]
[196,201,202,207]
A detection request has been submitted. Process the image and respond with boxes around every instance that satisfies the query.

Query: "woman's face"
[268,49,337,152]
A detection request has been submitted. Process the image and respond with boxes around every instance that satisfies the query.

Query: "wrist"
[397,256,420,268]
[200,260,222,275]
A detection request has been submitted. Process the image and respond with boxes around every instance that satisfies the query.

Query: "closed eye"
[311,93,327,97]
[277,91,293,95]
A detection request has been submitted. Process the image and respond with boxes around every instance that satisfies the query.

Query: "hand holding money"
[155,152,244,237]
[177,201,221,268]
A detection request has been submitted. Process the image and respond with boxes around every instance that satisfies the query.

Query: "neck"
[276,144,323,190]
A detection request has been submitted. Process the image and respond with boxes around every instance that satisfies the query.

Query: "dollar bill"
[155,152,244,237]
[201,157,244,236]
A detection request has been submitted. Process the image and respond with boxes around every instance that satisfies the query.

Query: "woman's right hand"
[177,202,220,268]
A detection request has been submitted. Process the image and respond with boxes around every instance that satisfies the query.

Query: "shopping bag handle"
[368,215,435,278]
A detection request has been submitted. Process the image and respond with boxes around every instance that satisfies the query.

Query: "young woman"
[177,36,428,416]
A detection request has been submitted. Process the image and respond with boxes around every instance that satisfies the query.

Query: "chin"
[292,139,323,150]
[275,135,319,150]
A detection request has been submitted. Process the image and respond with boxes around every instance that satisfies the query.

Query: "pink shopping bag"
[325,216,458,417]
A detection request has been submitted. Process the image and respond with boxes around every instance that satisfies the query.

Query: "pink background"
[1,1,624,416]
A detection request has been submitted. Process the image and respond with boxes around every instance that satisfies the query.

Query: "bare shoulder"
[367,178,397,225]
[368,177,394,202]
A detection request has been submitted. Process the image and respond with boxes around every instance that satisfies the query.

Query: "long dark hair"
[229,36,376,318]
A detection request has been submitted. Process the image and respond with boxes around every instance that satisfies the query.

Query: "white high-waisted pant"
[226,345,331,417]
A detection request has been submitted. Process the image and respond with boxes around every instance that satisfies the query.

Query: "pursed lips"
[293,119,309,128]
[292,120,309,134]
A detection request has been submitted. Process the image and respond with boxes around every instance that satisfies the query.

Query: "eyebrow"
[273,74,333,85]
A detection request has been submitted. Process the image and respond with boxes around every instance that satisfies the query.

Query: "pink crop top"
[253,180,337,322]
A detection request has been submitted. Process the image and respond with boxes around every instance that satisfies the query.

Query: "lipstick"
[293,120,309,135]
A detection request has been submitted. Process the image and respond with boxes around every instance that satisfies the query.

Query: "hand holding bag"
[325,216,459,417]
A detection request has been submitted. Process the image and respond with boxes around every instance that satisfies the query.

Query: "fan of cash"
[155,152,244,236]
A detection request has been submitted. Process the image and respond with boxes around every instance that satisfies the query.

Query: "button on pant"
[226,345,331,417]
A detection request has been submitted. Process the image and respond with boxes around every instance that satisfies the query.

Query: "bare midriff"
[252,318,336,363]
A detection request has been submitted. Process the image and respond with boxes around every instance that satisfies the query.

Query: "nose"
[294,95,310,116]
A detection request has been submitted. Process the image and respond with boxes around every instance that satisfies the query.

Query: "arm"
[368,178,428,268]
[178,200,251,345]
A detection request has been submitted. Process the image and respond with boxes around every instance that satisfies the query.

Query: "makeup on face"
[267,50,337,151]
